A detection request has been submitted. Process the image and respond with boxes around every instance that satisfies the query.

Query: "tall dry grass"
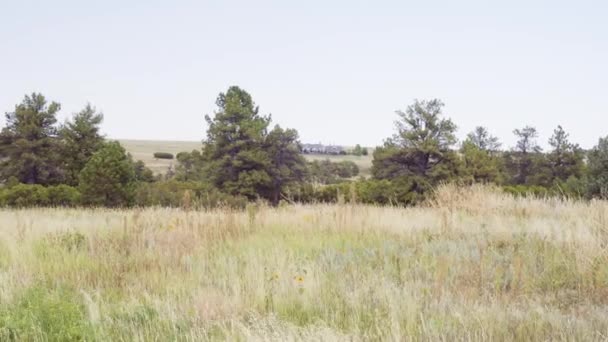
[0,185,607,341]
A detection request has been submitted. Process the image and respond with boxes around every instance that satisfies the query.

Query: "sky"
[1,0,607,149]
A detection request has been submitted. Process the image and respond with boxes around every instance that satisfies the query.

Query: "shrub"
[356,179,395,205]
[153,152,174,160]
[503,185,552,197]
[47,185,81,207]
[307,160,360,184]
[134,180,248,209]
[0,184,49,207]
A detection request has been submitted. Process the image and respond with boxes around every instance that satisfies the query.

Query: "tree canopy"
[0,93,64,185]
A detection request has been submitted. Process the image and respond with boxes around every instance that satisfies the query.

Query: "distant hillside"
[119,139,374,176]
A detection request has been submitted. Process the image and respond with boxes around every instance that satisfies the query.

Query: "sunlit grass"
[0,185,607,340]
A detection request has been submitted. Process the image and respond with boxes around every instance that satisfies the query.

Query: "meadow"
[119,139,374,176]
[1,185,608,341]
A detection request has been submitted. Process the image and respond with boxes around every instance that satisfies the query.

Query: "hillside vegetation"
[1,185,607,341]
[119,139,373,177]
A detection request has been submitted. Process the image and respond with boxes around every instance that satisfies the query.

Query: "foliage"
[202,86,307,204]
[586,136,608,198]
[46,184,81,207]
[175,150,205,181]
[307,159,359,184]
[460,138,503,184]
[351,144,368,156]
[264,125,308,204]
[59,104,105,185]
[153,152,174,160]
[202,86,272,199]
[132,159,155,183]
[0,93,64,185]
[466,126,501,152]
[0,184,49,207]
[134,180,248,209]
[0,184,80,207]
[78,141,136,207]
[505,126,542,185]
[547,125,585,183]
[372,99,461,200]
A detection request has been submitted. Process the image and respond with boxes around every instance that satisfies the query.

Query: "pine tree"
[264,125,307,204]
[466,126,501,152]
[78,142,136,207]
[587,136,608,198]
[175,150,205,181]
[372,99,461,193]
[59,104,105,185]
[547,125,584,183]
[202,86,272,199]
[506,126,543,185]
[0,93,64,185]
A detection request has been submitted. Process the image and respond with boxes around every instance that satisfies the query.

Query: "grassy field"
[119,139,202,175]
[1,185,608,340]
[119,139,374,177]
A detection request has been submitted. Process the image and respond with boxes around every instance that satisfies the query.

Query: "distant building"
[301,143,345,155]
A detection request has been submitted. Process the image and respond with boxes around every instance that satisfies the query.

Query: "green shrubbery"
[307,160,359,184]
[0,184,80,207]
[47,184,81,206]
[0,184,49,207]
[286,178,425,206]
[153,152,174,160]
[134,180,248,209]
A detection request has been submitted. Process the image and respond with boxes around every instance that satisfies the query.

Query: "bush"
[289,178,427,206]
[0,184,49,207]
[356,179,395,204]
[153,152,174,160]
[0,184,81,208]
[307,160,360,184]
[503,185,552,198]
[134,180,248,209]
[47,185,81,207]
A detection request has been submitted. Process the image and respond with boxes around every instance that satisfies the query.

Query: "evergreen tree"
[547,125,584,183]
[175,150,205,181]
[372,99,461,198]
[78,142,136,207]
[460,139,503,184]
[352,144,364,156]
[264,125,307,204]
[59,104,105,185]
[466,126,501,152]
[132,159,155,183]
[587,136,608,198]
[506,126,542,185]
[202,86,271,199]
[0,93,64,185]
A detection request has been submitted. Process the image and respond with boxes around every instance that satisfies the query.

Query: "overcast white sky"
[1,0,607,149]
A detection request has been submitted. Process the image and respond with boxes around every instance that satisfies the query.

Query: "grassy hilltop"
[1,185,607,340]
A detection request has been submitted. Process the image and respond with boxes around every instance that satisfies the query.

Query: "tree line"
[1,87,608,208]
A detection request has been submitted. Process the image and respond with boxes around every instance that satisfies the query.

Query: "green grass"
[1,185,608,340]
